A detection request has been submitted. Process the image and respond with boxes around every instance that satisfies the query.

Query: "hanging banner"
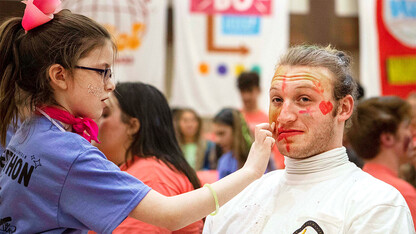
[61,0,167,92]
[171,0,290,116]
[359,0,416,98]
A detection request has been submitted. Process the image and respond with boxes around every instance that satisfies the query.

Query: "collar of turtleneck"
[283,147,352,185]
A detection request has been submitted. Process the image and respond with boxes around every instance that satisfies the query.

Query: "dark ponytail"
[0,18,24,146]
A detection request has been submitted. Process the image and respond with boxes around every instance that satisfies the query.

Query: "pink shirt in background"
[241,109,269,134]
[114,156,203,234]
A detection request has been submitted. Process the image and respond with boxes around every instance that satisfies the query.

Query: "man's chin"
[277,145,309,159]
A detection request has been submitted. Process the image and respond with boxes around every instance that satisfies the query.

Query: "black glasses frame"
[75,65,112,83]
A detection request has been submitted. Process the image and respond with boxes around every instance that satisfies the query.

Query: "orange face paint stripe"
[272,75,325,94]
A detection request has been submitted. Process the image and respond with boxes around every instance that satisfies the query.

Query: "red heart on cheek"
[319,101,333,115]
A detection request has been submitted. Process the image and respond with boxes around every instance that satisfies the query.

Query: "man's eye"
[272,97,283,103]
[299,96,311,102]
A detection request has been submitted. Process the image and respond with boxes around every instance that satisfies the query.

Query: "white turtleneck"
[285,147,348,174]
[204,147,414,234]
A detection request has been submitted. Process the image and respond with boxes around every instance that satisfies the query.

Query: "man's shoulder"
[347,168,408,208]
[246,169,285,191]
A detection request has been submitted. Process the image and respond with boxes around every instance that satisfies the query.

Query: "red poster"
[376,0,416,98]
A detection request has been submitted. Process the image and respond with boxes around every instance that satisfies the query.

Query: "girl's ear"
[49,64,69,90]
[127,117,140,136]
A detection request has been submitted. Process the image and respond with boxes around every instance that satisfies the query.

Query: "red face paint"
[277,131,303,142]
[285,139,290,152]
[319,101,333,115]
[282,77,286,94]
[299,107,312,114]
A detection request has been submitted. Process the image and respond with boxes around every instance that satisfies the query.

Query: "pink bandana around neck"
[37,106,100,143]
[21,0,62,31]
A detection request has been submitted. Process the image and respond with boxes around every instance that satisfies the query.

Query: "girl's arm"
[129,123,275,230]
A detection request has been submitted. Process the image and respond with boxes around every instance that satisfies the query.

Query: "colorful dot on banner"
[251,65,261,74]
[199,62,209,75]
[235,64,245,76]
[217,64,227,75]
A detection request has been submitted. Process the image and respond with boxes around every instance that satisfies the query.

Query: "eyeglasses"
[75,65,112,83]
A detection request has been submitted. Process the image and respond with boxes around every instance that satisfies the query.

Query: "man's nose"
[276,101,297,124]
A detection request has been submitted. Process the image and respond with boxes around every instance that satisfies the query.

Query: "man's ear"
[380,132,395,147]
[337,95,354,122]
[49,64,69,90]
[127,117,140,136]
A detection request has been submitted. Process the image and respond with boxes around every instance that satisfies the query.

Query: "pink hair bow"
[21,0,62,31]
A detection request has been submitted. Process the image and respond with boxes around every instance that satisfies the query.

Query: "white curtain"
[358,0,381,97]
[171,0,290,117]
[61,0,167,92]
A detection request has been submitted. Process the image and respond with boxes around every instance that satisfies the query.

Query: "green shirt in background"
[183,143,197,169]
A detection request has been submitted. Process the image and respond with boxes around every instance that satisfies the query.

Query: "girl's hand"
[242,122,275,179]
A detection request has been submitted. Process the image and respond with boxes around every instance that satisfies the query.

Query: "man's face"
[240,87,260,111]
[393,120,413,165]
[269,65,340,158]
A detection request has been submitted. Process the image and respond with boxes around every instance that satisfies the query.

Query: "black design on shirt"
[293,220,324,234]
[1,150,34,187]
[0,216,16,233]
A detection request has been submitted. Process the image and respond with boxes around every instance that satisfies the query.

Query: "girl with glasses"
[0,1,274,233]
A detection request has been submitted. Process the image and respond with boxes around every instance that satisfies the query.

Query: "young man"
[237,72,285,169]
[237,72,268,133]
[347,96,416,228]
[203,45,414,233]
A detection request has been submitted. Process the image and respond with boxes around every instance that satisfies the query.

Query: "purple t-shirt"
[217,151,238,179]
[0,116,151,233]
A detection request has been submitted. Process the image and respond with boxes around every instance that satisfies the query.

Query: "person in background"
[94,82,203,233]
[347,96,416,228]
[407,92,416,138]
[173,108,218,171]
[203,45,414,233]
[0,4,275,232]
[237,72,268,133]
[237,72,284,169]
[342,82,365,168]
[213,108,273,179]
[400,92,416,188]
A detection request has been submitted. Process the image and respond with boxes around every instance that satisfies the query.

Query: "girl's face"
[66,40,116,119]
[179,111,199,139]
[213,123,233,153]
[94,94,131,166]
